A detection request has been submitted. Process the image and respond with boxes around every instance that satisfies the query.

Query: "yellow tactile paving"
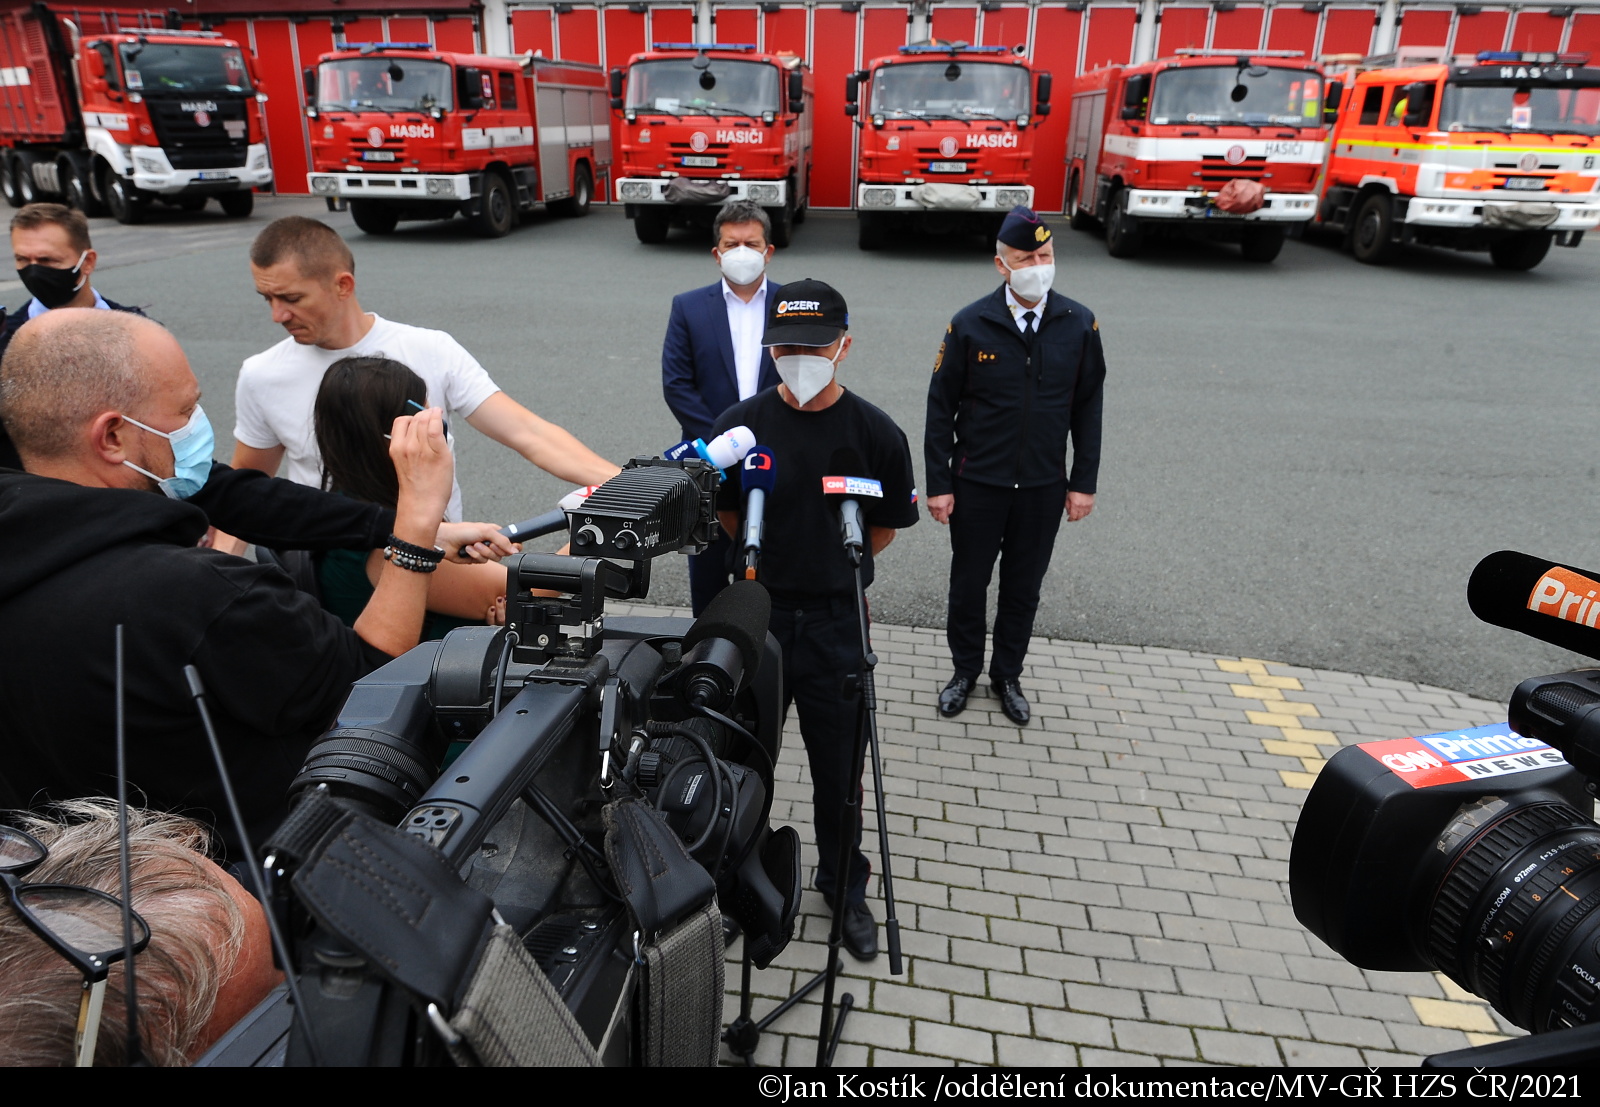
[1409,996,1499,1033]
[1217,657,1331,791]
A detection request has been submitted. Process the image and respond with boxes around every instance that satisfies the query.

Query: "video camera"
[205,454,802,1067]
[1290,551,1600,1067]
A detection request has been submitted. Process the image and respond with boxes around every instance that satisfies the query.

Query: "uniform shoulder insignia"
[934,339,946,373]
[1091,317,1099,331]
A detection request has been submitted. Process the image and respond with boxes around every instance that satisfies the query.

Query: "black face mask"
[18,251,87,310]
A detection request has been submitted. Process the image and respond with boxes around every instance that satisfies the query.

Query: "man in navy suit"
[662,198,782,614]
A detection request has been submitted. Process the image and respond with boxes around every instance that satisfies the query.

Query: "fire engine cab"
[1315,50,1600,271]
[305,43,610,237]
[610,43,812,246]
[1066,53,1336,262]
[845,43,1050,251]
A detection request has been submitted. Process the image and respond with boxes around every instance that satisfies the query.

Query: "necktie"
[1022,310,1037,333]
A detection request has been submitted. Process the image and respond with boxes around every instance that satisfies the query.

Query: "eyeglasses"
[0,824,150,1067]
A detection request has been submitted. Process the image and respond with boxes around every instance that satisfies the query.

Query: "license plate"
[1504,176,1545,190]
[928,160,968,173]
[194,171,235,180]
[362,150,397,162]
[680,155,717,167]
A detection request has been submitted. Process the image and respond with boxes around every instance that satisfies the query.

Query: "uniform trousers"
[687,529,733,616]
[946,476,1068,682]
[768,596,871,906]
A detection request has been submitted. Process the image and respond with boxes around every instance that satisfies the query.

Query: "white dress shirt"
[723,277,769,400]
[1004,284,1043,333]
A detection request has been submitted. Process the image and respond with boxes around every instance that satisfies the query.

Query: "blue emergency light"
[1475,50,1589,65]
[898,43,1011,55]
[354,42,434,53]
[651,42,757,52]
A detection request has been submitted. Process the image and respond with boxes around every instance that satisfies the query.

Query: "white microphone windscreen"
[704,425,756,470]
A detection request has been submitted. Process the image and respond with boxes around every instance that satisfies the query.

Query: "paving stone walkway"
[615,603,1524,1067]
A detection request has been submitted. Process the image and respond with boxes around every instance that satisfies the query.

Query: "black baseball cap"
[762,279,849,347]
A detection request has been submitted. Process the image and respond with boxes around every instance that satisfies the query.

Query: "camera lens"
[1425,796,1600,1031]
[290,725,440,823]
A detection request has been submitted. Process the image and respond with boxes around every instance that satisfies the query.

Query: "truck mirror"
[1323,79,1343,125]
[788,70,804,113]
[609,67,624,100]
[303,67,316,101]
[1035,71,1052,108]
[844,73,859,105]
[458,66,484,109]
[86,50,106,80]
[1120,73,1149,121]
[1402,81,1435,128]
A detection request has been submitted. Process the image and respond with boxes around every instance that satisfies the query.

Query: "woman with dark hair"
[314,356,511,638]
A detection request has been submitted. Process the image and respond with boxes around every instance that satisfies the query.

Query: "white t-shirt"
[233,314,500,521]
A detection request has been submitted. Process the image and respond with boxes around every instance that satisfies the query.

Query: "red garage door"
[1321,8,1377,56]
[1264,6,1319,57]
[604,7,647,68]
[1158,6,1212,56]
[1397,8,1452,49]
[1031,5,1083,212]
[1211,6,1265,52]
[1452,10,1510,55]
[1509,9,1566,52]
[1083,6,1138,72]
[716,7,759,46]
[932,5,979,45]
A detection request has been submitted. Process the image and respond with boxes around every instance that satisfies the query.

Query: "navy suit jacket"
[662,280,782,442]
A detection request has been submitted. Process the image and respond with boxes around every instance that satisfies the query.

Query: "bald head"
[0,310,195,482]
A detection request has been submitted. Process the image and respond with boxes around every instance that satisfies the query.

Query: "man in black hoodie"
[0,309,457,854]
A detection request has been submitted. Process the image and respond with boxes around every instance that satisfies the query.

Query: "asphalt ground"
[32,195,1600,702]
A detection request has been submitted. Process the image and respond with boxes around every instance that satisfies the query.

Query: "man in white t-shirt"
[230,217,618,520]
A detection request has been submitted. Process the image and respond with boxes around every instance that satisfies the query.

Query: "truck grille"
[1197,155,1267,183]
[145,98,249,170]
[667,141,730,168]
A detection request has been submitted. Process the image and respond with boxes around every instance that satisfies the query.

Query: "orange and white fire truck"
[609,43,812,246]
[1065,53,1336,262]
[0,8,271,223]
[305,43,610,237]
[845,43,1050,251]
[1313,50,1600,271]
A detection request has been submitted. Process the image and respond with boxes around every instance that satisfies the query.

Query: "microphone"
[500,485,598,540]
[1468,550,1600,660]
[676,579,772,712]
[820,448,883,554]
[739,447,776,580]
[664,425,756,477]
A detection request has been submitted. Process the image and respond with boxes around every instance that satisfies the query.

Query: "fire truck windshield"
[317,58,454,113]
[1439,81,1600,135]
[869,61,1028,120]
[116,43,252,95]
[1149,65,1323,128]
[626,59,779,117]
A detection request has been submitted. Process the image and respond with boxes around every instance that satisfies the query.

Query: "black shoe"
[991,678,1030,725]
[838,900,879,961]
[939,674,977,718]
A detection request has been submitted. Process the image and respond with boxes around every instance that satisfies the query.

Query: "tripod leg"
[817,671,873,1067]
[723,944,760,1065]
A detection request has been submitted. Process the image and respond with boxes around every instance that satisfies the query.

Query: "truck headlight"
[746,183,780,204]
[994,189,1030,207]
[310,176,338,195]
[620,181,653,201]
[426,178,453,196]
[134,155,164,175]
[252,153,269,171]
[862,188,895,207]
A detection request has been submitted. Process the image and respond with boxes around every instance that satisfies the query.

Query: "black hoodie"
[0,471,392,856]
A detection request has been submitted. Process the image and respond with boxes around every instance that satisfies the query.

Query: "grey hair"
[0,800,244,1067]
[711,198,772,244]
[0,309,150,461]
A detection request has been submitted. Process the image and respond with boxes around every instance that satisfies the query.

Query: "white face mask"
[774,347,840,407]
[718,245,768,286]
[1003,256,1055,303]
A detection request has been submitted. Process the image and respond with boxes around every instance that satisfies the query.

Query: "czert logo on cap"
[776,299,823,316]
[690,131,710,152]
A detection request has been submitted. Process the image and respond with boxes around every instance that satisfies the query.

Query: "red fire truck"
[305,43,610,237]
[609,43,812,246]
[845,43,1051,250]
[0,8,271,223]
[1065,53,1335,262]
[1313,50,1600,271]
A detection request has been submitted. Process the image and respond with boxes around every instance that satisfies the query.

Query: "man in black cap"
[711,279,919,961]
[925,207,1105,726]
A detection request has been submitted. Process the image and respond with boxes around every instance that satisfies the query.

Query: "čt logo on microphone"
[744,453,773,471]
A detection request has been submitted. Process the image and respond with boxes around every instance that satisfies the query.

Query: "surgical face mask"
[718,245,767,287]
[18,250,88,310]
[122,405,215,500]
[1002,255,1055,303]
[773,347,840,407]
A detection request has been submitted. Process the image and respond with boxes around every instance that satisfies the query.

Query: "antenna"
[183,666,324,1067]
[114,626,144,1066]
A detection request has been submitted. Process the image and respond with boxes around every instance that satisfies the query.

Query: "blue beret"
[997,205,1052,252]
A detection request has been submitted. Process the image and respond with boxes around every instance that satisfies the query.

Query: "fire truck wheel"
[63,163,104,216]
[766,200,794,248]
[1239,225,1286,263]
[1,155,24,209]
[103,174,146,225]
[551,165,593,218]
[14,153,43,205]
[1104,190,1143,258]
[1067,173,1095,232]
[1488,233,1553,272]
[219,190,255,218]
[634,207,671,243]
[1349,193,1396,265]
[472,173,516,237]
[349,200,400,236]
[857,213,887,251]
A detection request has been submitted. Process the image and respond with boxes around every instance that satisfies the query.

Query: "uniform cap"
[996,206,1053,252]
[762,278,849,347]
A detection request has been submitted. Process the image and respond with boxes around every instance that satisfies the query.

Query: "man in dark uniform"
[712,280,918,961]
[925,207,1105,726]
